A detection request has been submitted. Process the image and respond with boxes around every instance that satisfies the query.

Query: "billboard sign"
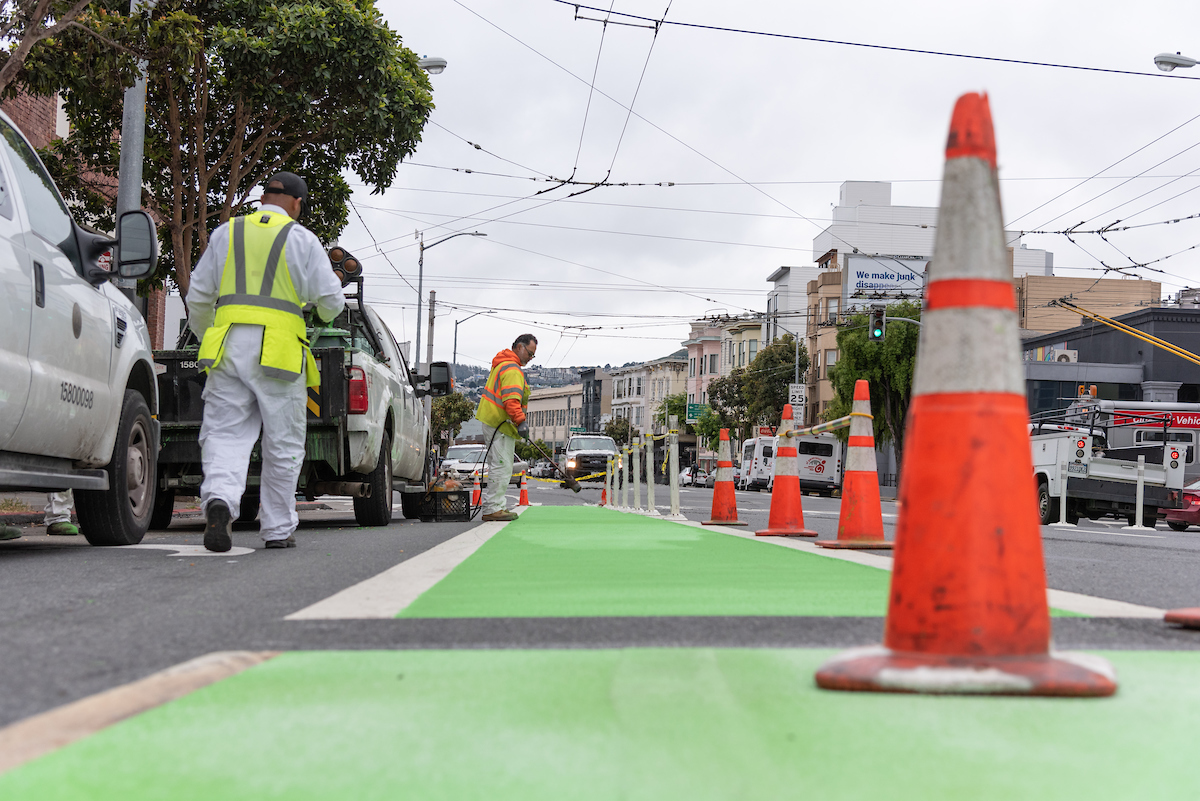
[843,256,927,307]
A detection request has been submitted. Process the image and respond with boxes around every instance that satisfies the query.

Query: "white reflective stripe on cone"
[929,157,1006,281]
[912,307,1024,396]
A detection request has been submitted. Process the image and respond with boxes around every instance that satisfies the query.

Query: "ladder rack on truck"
[1031,399,1186,526]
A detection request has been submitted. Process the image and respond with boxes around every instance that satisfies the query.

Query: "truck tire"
[148,487,175,531]
[1168,520,1190,532]
[77,390,155,546]
[1037,480,1058,526]
[354,432,393,527]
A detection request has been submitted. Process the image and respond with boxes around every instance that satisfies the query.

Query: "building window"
[635,406,643,425]
[636,377,643,396]
[748,339,758,362]
[708,353,717,373]
[700,391,706,404]
[688,393,694,404]
[689,358,696,377]
[825,349,838,378]
[826,297,839,322]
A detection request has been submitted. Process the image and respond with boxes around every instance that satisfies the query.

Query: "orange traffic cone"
[702,429,746,527]
[817,380,891,549]
[756,404,817,537]
[600,486,607,506]
[471,473,482,507]
[1165,609,1200,628]
[517,472,530,506]
[815,92,1115,697]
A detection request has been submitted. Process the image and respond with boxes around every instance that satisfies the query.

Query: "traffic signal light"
[327,247,362,286]
[868,306,886,342]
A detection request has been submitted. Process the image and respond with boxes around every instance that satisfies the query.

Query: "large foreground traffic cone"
[817,380,891,549]
[471,473,482,507]
[756,404,817,537]
[702,429,746,526]
[815,92,1115,697]
[517,472,530,506]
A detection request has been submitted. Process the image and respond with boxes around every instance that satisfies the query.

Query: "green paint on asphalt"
[399,506,1080,618]
[4,648,1198,800]
[401,505,892,617]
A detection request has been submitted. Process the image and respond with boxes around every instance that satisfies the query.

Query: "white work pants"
[481,423,515,515]
[199,325,307,542]
[44,490,73,524]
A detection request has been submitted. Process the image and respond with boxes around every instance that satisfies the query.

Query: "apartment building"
[527,384,584,451]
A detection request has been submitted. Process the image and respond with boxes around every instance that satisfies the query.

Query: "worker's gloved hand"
[516,421,529,440]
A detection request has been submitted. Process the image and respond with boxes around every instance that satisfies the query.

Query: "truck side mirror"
[416,361,453,398]
[116,210,159,280]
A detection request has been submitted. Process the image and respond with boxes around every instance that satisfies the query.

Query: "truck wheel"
[1168,520,1190,532]
[1037,480,1058,526]
[148,487,175,531]
[354,432,393,527]
[1065,502,1080,525]
[1144,507,1159,529]
[77,390,155,546]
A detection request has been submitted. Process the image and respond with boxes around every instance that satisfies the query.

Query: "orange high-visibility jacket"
[475,348,530,438]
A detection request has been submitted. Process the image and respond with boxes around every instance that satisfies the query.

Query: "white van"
[765,433,843,495]
[739,437,775,491]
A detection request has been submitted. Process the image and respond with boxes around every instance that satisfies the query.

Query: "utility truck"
[1031,396,1185,526]
[151,248,451,527]
[0,109,162,545]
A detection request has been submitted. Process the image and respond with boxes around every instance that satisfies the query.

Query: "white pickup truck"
[0,109,161,545]
[1032,424,1185,526]
[152,262,451,526]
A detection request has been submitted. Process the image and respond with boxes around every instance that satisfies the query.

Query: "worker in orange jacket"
[474,334,537,521]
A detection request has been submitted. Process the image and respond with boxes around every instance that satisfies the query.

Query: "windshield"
[445,446,478,460]
[450,450,485,463]
[569,437,617,453]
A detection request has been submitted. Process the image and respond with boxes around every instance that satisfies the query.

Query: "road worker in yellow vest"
[475,334,537,521]
[186,172,345,552]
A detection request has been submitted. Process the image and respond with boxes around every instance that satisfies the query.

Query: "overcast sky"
[343,0,1200,372]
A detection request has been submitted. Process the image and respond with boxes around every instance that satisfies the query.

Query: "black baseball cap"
[263,172,308,199]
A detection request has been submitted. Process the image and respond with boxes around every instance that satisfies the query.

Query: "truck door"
[372,311,422,478]
[0,120,113,461]
[0,161,32,448]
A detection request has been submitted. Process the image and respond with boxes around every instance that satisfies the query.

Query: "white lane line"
[284,508,528,620]
[670,520,1166,619]
[124,544,256,557]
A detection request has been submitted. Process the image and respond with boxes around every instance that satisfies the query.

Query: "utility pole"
[114,0,158,318]
[423,290,436,427]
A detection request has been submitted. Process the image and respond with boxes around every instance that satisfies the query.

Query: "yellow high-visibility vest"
[475,359,529,437]
[197,210,319,387]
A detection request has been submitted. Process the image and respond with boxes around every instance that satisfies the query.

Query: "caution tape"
[527,471,606,484]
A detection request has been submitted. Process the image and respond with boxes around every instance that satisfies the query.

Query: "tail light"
[348,366,368,413]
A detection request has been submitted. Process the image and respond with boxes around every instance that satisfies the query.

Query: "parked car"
[529,459,556,478]
[678,466,708,487]
[448,447,529,485]
[705,467,740,488]
[1165,478,1200,531]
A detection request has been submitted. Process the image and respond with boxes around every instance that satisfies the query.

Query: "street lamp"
[452,310,494,387]
[418,56,448,74]
[1155,52,1198,72]
[413,231,487,378]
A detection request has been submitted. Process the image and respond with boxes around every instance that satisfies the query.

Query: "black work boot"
[204,501,233,552]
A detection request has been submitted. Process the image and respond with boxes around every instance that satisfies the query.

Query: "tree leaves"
[827,300,921,463]
[20,0,433,298]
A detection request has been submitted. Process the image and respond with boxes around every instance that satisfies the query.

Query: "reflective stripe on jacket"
[476,358,529,438]
[196,210,319,387]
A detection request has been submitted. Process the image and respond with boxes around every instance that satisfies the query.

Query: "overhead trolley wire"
[554,0,1200,82]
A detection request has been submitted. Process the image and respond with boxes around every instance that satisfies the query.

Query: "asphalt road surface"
[4,476,1200,731]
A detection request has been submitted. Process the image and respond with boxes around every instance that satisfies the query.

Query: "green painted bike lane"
[399,505,891,617]
[4,648,1199,800]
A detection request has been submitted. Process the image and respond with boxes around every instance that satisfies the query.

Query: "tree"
[515,438,549,464]
[22,0,433,298]
[431,392,475,455]
[707,369,749,443]
[653,392,692,434]
[742,333,807,429]
[694,407,722,450]
[0,0,95,97]
[604,417,632,446]
[827,300,921,463]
